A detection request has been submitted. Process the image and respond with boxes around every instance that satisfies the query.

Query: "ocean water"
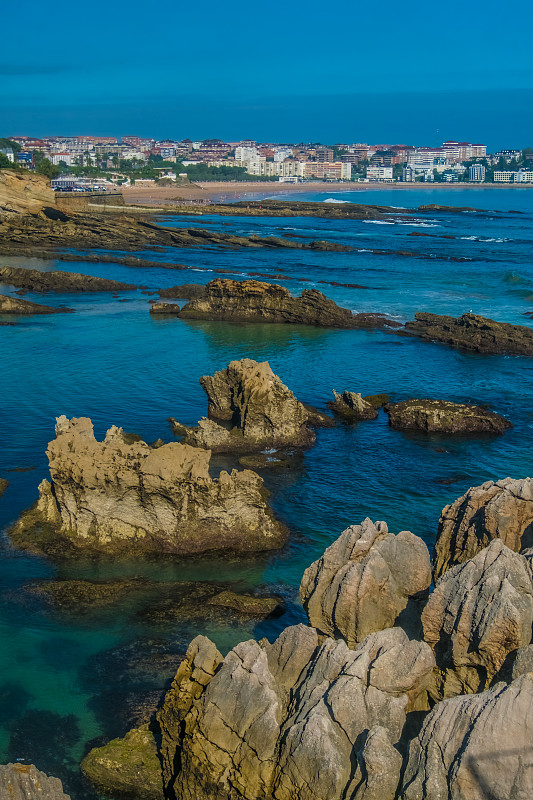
[0,187,532,796]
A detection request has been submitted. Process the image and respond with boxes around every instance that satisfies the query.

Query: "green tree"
[0,152,13,169]
[36,158,61,179]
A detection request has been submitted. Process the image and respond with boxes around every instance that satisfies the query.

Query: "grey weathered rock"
[385,398,512,435]
[0,265,136,293]
[422,539,533,698]
[156,624,434,800]
[433,477,533,581]
[327,390,378,421]
[11,416,286,557]
[300,518,432,647]
[0,764,70,800]
[171,359,329,453]
[401,674,533,799]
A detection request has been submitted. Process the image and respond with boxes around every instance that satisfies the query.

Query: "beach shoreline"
[122,180,533,206]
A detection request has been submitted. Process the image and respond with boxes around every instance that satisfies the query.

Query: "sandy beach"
[122,180,533,207]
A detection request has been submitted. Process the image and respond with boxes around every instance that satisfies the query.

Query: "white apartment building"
[515,169,533,182]
[366,166,393,181]
[50,152,74,165]
[494,171,516,182]
[468,163,486,182]
[303,161,351,180]
[273,148,293,162]
[235,146,259,162]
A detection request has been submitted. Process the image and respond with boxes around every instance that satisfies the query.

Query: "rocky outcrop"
[81,725,163,800]
[402,311,533,356]
[158,284,205,300]
[300,519,432,647]
[0,169,54,214]
[155,624,433,800]
[401,674,533,800]
[178,279,399,329]
[0,266,136,293]
[433,477,533,581]
[149,302,181,315]
[385,398,512,435]
[421,539,533,698]
[11,416,286,557]
[0,294,73,315]
[0,763,70,800]
[327,391,378,421]
[170,359,330,453]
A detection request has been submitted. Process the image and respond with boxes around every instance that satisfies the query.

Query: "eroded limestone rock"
[422,539,533,698]
[434,477,533,581]
[156,624,433,800]
[0,764,70,800]
[300,518,432,646]
[11,416,286,557]
[402,311,533,356]
[327,391,378,421]
[385,398,512,435]
[171,359,329,453]
[401,674,533,799]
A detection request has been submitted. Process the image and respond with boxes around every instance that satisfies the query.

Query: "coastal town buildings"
[468,163,486,182]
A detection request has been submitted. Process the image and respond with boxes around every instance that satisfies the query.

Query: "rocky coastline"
[0,266,137,293]
[76,478,533,800]
[0,293,73,315]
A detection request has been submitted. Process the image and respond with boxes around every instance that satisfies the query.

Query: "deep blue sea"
[1,186,532,796]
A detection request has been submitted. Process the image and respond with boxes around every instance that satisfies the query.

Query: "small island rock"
[327,390,378,420]
[385,398,512,435]
[402,311,533,356]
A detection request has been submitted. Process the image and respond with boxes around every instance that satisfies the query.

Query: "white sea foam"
[323,198,350,203]
[363,220,395,225]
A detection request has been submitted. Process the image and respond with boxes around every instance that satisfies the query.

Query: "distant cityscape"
[1,134,532,187]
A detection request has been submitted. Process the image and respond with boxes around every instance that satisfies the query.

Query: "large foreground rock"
[385,398,512,435]
[11,416,286,557]
[0,763,70,800]
[433,476,533,581]
[155,624,433,800]
[178,278,399,329]
[0,265,136,293]
[422,539,533,698]
[402,311,533,356]
[300,518,432,646]
[171,359,331,453]
[401,674,533,799]
[0,293,72,315]
[0,169,54,214]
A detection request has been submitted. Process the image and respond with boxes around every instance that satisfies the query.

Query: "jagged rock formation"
[422,539,533,699]
[178,279,399,329]
[0,763,70,800]
[156,625,433,800]
[81,725,164,800]
[401,311,533,356]
[0,169,54,214]
[170,359,331,453]
[11,416,286,557]
[0,266,136,293]
[0,294,73,315]
[385,398,512,434]
[433,477,533,581]
[158,284,205,300]
[401,674,533,800]
[327,391,379,420]
[300,519,432,647]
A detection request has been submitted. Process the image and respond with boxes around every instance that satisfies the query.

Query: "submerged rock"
[0,266,136,293]
[300,518,432,646]
[170,359,330,453]
[177,278,399,329]
[0,294,73,315]
[401,311,533,356]
[433,477,533,581]
[0,478,8,498]
[401,674,533,800]
[11,416,286,557]
[385,398,512,434]
[0,763,70,800]
[327,390,378,420]
[156,624,433,800]
[81,724,163,800]
[158,284,205,300]
[422,539,533,699]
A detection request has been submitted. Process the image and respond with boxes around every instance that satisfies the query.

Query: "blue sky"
[1,0,532,147]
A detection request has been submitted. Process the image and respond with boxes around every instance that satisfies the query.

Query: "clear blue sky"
[1,0,532,148]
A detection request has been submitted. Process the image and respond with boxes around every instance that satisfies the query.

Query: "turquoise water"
[1,187,533,796]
